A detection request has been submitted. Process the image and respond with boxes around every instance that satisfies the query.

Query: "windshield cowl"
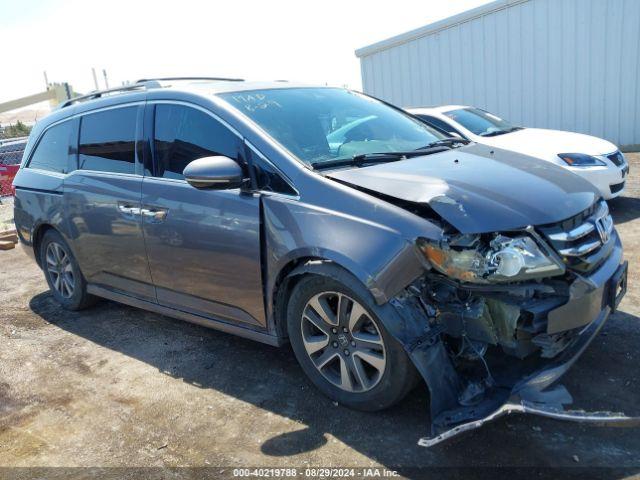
[311,146,452,171]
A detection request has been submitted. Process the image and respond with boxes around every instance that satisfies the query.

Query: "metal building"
[356,0,640,149]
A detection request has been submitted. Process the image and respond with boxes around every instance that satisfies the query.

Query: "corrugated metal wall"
[359,0,640,148]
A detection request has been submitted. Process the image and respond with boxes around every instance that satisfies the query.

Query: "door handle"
[140,207,168,223]
[117,204,141,216]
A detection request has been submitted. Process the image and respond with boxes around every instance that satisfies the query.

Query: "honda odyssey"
[13,78,633,446]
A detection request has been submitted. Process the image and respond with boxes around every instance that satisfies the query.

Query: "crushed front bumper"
[385,236,636,447]
[419,284,639,447]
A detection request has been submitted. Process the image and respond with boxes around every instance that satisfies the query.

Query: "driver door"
[141,102,265,327]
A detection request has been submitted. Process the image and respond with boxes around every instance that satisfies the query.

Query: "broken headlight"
[418,234,565,283]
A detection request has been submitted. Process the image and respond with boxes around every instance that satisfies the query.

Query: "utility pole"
[102,69,109,89]
[91,68,99,91]
[43,71,49,89]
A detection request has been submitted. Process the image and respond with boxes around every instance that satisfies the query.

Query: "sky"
[0,0,492,104]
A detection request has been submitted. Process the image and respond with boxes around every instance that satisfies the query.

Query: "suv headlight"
[418,234,565,283]
[558,153,606,167]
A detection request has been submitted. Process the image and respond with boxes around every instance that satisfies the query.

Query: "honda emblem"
[595,217,610,244]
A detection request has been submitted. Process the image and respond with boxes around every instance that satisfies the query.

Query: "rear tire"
[287,271,417,412]
[40,230,97,311]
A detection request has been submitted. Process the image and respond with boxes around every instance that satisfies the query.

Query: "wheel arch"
[270,256,372,340]
[31,223,57,268]
[32,223,80,272]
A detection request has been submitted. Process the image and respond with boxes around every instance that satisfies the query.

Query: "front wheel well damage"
[273,258,350,340]
[272,258,383,341]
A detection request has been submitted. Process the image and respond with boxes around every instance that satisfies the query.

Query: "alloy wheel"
[301,291,386,393]
[45,242,75,299]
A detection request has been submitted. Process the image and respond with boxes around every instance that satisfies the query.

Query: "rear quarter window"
[27,120,74,173]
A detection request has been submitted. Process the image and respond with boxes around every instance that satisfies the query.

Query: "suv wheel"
[40,230,96,311]
[287,272,417,411]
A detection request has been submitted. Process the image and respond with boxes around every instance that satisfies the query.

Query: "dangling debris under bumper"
[419,301,639,447]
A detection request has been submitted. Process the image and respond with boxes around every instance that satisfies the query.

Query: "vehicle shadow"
[28,292,640,471]
[609,196,640,224]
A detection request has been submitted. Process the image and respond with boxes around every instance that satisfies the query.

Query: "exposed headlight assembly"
[418,234,565,283]
[558,153,606,167]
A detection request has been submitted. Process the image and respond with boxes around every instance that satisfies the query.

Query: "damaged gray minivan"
[13,78,634,446]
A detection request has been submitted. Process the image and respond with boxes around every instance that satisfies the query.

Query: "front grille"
[607,151,625,166]
[538,201,614,273]
[610,181,625,194]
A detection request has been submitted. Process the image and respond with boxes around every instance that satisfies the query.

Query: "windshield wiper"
[417,138,471,149]
[480,126,523,137]
[311,146,449,170]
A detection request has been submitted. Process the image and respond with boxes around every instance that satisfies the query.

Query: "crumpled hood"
[326,145,600,233]
[480,128,618,161]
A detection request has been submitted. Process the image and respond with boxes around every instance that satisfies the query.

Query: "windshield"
[444,108,516,136]
[218,88,446,166]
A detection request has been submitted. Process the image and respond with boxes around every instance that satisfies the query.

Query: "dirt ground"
[1,156,640,478]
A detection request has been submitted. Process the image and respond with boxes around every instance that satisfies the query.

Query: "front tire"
[40,230,96,311]
[287,272,417,411]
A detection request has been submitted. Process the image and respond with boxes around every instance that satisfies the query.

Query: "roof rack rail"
[58,81,162,109]
[135,76,245,83]
[58,77,244,109]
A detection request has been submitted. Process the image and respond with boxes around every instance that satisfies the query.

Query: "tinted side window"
[28,121,74,173]
[79,107,137,174]
[154,104,242,179]
[248,148,296,195]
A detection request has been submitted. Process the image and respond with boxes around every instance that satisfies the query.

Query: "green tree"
[1,120,32,139]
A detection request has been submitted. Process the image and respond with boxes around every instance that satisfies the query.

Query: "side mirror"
[183,156,244,189]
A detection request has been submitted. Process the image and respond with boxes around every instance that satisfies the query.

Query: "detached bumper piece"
[419,303,639,447]
[420,391,640,447]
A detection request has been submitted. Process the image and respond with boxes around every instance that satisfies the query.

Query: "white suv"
[409,105,629,200]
